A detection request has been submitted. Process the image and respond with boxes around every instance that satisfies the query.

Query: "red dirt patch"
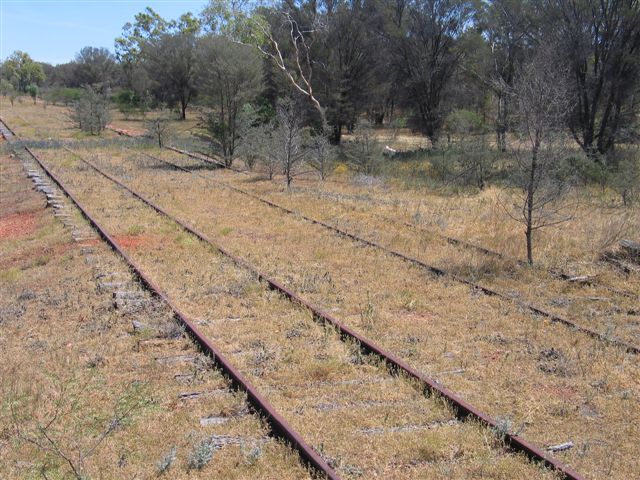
[113,234,158,250]
[0,211,39,240]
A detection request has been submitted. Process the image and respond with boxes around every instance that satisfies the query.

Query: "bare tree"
[8,373,152,480]
[241,97,309,185]
[273,97,309,188]
[308,133,335,181]
[242,121,278,179]
[146,111,173,147]
[506,48,577,265]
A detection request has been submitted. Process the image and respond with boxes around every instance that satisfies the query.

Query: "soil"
[0,211,39,240]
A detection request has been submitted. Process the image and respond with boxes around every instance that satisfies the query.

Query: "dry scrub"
[41,144,640,479]
[30,146,562,479]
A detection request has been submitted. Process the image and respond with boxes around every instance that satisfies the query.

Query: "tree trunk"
[496,93,507,152]
[526,216,533,266]
[525,146,538,266]
[180,99,187,120]
[331,124,342,145]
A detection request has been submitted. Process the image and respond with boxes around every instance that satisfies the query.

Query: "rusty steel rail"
[166,145,249,175]
[60,146,587,480]
[401,221,637,299]
[17,142,340,480]
[131,147,640,356]
[0,117,17,139]
[159,138,636,299]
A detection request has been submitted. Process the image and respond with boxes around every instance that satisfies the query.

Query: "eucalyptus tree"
[393,0,477,145]
[196,36,263,166]
[116,8,201,119]
[74,47,118,87]
[541,0,640,158]
[2,51,45,92]
[479,0,533,151]
[202,0,328,124]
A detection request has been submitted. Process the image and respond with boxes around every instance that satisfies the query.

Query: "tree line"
[1,0,638,264]
[2,0,638,157]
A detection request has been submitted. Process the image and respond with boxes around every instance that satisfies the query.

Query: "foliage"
[445,109,486,139]
[345,119,384,176]
[1,51,46,92]
[395,0,477,144]
[72,85,111,135]
[0,78,14,96]
[6,371,154,480]
[608,150,640,206]
[25,84,38,104]
[156,446,177,475]
[1,78,16,105]
[44,87,83,106]
[196,36,262,166]
[113,89,151,118]
[116,8,201,119]
[187,436,219,470]
[542,0,640,157]
[74,46,118,87]
[243,97,311,186]
[237,104,269,172]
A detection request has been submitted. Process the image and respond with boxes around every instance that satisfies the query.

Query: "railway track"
[158,144,638,298]
[104,123,640,298]
[1,120,588,478]
[1,152,314,478]
[0,118,17,138]
[1,119,338,479]
[121,145,639,355]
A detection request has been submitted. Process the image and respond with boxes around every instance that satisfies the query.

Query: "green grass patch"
[0,268,21,283]
[126,224,145,236]
[33,255,51,267]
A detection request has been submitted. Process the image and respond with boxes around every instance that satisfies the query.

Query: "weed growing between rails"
[27,145,576,478]
[46,143,640,479]
[0,152,311,479]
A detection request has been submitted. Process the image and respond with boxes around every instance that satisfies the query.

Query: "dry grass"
[28,146,564,479]
[223,179,640,345]
[40,143,640,479]
[5,102,639,478]
[0,97,122,141]
[0,152,310,479]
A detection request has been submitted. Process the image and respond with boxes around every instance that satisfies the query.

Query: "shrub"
[72,85,110,135]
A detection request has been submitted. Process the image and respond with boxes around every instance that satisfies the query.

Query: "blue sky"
[1,0,208,65]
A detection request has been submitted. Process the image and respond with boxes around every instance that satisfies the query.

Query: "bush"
[113,89,149,118]
[72,85,110,135]
[609,150,640,206]
[345,119,384,175]
[445,109,485,139]
[44,87,83,106]
[187,437,219,470]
